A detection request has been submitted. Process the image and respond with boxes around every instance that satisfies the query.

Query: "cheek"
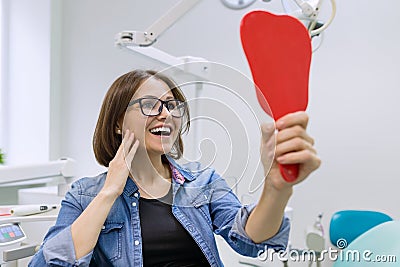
[172,119,183,139]
[174,117,183,131]
[122,113,148,139]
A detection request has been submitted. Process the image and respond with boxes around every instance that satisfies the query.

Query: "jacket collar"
[166,155,196,183]
[122,155,197,196]
[123,177,139,196]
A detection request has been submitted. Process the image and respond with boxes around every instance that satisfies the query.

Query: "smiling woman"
[28,69,320,267]
[92,70,190,167]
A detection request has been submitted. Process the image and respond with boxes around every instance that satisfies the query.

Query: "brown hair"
[93,70,190,167]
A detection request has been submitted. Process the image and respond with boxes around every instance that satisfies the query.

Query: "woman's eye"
[142,101,156,109]
[176,103,185,109]
[167,103,177,110]
[143,103,152,108]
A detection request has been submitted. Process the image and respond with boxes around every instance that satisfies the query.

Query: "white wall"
[290,0,400,248]
[51,0,400,265]
[0,0,4,149]
[3,0,51,165]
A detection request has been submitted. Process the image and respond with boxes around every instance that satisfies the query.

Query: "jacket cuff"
[43,225,93,266]
[229,203,290,256]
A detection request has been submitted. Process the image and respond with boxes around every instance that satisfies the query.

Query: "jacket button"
[133,192,139,198]
[134,240,140,246]
[187,225,194,232]
[132,202,137,207]
[101,225,105,230]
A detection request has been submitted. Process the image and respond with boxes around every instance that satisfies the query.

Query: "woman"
[29,70,320,267]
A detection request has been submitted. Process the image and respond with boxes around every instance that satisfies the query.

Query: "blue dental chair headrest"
[329,210,392,247]
[333,221,400,267]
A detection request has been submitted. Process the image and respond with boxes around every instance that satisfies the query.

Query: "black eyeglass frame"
[128,97,187,118]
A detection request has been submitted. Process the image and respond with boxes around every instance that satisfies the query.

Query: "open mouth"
[149,126,172,137]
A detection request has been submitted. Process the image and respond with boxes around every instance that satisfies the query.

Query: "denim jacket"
[29,157,290,267]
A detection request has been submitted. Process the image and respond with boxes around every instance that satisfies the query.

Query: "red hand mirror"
[240,11,312,182]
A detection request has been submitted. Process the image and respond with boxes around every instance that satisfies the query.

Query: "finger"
[276,111,309,131]
[124,130,135,147]
[275,137,316,158]
[126,139,139,163]
[260,122,275,143]
[276,125,315,145]
[123,132,136,155]
[114,129,130,157]
[277,150,321,168]
[118,130,136,158]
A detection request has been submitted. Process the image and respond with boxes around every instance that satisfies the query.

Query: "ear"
[115,117,124,135]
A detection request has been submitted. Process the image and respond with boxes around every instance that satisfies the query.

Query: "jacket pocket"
[97,222,124,262]
[191,190,213,228]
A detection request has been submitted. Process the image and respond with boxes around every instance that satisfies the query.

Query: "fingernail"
[277,156,285,163]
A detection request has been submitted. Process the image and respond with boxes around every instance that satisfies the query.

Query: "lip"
[148,123,174,138]
[148,124,174,132]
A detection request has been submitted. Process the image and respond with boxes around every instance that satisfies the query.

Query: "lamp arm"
[116,0,201,47]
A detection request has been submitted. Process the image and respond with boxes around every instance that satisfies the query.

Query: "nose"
[157,102,171,118]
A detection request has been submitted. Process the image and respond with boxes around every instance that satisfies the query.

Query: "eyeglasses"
[128,97,187,118]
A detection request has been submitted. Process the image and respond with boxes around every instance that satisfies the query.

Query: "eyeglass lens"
[140,98,185,117]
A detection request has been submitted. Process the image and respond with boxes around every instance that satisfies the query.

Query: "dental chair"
[330,210,400,266]
[329,210,392,247]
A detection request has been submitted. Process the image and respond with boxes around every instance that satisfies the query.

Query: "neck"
[130,149,170,186]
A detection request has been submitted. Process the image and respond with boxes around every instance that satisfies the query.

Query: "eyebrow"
[141,95,175,100]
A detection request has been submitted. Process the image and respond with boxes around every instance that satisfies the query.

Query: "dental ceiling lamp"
[116,0,201,48]
[220,0,260,10]
[115,0,209,80]
[221,0,336,37]
[116,0,335,47]
[115,0,336,73]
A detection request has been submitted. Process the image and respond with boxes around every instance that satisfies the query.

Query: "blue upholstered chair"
[330,210,393,247]
[330,210,399,267]
[333,221,400,266]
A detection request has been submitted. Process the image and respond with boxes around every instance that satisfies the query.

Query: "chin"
[145,134,176,157]
[146,145,172,157]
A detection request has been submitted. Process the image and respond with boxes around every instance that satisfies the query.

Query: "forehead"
[134,77,174,99]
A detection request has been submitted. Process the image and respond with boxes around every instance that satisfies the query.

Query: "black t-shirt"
[139,186,210,267]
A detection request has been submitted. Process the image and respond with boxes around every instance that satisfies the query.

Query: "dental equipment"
[0,158,76,197]
[333,221,400,267]
[10,205,58,217]
[329,210,393,248]
[281,0,336,37]
[305,213,325,252]
[115,0,210,80]
[115,0,335,81]
[0,206,59,266]
[221,0,336,37]
[116,0,200,47]
[220,0,258,10]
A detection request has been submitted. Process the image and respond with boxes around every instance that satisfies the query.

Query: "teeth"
[150,127,171,134]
